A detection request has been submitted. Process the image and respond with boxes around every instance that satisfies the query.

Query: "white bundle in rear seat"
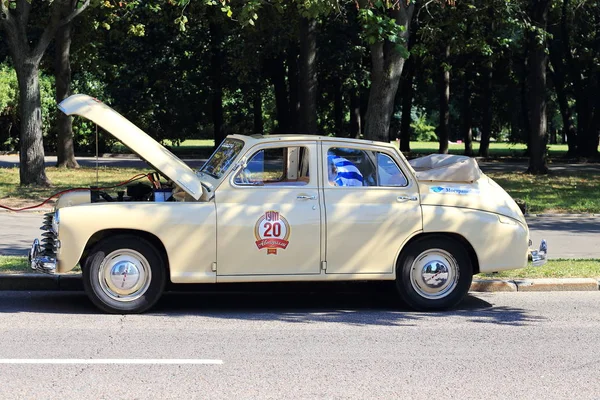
[408,154,481,183]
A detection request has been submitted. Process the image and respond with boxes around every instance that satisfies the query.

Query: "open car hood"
[58,94,203,200]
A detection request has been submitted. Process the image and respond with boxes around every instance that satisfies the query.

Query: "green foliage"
[409,108,437,142]
[357,5,407,49]
[0,63,56,151]
[0,64,19,150]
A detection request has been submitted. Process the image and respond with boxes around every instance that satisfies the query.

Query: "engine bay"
[89,172,181,203]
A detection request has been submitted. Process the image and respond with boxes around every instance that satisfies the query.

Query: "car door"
[215,141,322,276]
[322,143,423,274]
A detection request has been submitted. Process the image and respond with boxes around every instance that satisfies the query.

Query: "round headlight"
[52,210,60,234]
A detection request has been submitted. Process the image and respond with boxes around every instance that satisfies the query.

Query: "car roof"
[227,134,397,150]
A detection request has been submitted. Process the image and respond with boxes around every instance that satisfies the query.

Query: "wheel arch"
[396,232,480,275]
[82,229,170,277]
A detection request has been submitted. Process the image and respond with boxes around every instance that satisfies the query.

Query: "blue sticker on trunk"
[430,186,479,195]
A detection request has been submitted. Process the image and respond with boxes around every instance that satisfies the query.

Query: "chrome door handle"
[397,195,418,202]
[297,195,317,200]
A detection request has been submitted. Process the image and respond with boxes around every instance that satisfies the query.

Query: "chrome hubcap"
[410,249,459,300]
[98,249,152,302]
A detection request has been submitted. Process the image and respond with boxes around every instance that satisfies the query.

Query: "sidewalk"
[0,274,598,292]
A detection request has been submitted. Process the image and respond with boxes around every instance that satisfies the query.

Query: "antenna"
[95,123,99,187]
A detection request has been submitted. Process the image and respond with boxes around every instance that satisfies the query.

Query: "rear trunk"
[409,154,524,223]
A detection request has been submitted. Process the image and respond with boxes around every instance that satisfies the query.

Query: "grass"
[0,256,81,274]
[165,139,572,159]
[406,142,570,158]
[0,166,148,207]
[0,256,29,274]
[476,259,600,279]
[2,256,599,278]
[1,140,598,212]
[486,170,600,214]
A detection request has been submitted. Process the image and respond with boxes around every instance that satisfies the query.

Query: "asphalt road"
[1,213,598,259]
[0,290,599,399]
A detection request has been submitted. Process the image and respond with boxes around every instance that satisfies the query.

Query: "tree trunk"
[559,0,594,158]
[438,44,450,154]
[548,9,576,156]
[548,64,576,155]
[363,3,415,143]
[16,61,50,186]
[267,55,291,133]
[349,89,361,138]
[461,63,473,157]
[479,60,493,158]
[333,78,343,137]
[286,44,299,132]
[398,14,420,153]
[399,61,414,153]
[527,0,550,174]
[210,21,225,147]
[298,17,317,134]
[253,91,263,134]
[54,17,79,168]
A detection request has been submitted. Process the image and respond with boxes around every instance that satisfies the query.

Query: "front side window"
[200,138,244,179]
[234,146,310,186]
[327,147,408,187]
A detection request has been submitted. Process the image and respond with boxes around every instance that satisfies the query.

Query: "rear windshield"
[200,138,244,179]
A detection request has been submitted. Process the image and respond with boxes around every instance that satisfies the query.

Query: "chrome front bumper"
[529,239,548,267]
[29,239,57,273]
[29,212,59,274]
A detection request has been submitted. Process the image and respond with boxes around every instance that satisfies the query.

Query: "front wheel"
[395,236,473,311]
[83,235,166,314]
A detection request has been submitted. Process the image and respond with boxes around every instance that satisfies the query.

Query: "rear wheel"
[395,236,473,311]
[83,235,166,314]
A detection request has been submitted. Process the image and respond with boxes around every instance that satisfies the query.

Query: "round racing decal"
[254,211,291,255]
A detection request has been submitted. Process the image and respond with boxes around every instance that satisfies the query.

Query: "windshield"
[200,138,245,179]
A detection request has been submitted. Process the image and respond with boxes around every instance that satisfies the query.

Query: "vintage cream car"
[30,94,547,314]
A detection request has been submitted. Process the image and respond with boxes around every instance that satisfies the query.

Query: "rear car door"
[322,143,423,274]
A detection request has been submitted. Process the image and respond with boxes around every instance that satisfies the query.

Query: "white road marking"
[0,359,223,365]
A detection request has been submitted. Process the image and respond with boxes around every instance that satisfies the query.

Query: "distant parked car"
[30,94,547,314]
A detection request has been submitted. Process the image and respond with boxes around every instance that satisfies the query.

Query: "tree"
[0,0,90,185]
[359,1,415,143]
[54,2,80,168]
[526,0,550,174]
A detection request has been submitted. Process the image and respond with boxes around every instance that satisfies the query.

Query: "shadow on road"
[0,283,543,327]
[152,290,543,327]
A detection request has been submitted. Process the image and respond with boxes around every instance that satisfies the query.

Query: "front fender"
[56,202,217,283]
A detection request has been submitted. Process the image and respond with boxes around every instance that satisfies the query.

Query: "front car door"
[215,141,322,276]
[322,142,423,274]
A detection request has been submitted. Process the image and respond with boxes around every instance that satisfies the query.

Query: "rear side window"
[327,148,407,187]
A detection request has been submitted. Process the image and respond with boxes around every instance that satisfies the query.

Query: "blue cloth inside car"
[328,154,363,186]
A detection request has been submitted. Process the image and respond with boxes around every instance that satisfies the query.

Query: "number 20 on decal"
[254,211,291,255]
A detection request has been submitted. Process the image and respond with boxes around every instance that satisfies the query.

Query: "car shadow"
[152,289,543,327]
[0,283,545,327]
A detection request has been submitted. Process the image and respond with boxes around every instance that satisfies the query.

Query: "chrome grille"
[39,212,58,258]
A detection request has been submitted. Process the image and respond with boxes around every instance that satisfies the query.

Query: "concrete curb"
[0,275,598,293]
[1,209,53,214]
[525,213,600,218]
[470,278,600,292]
[0,274,82,291]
